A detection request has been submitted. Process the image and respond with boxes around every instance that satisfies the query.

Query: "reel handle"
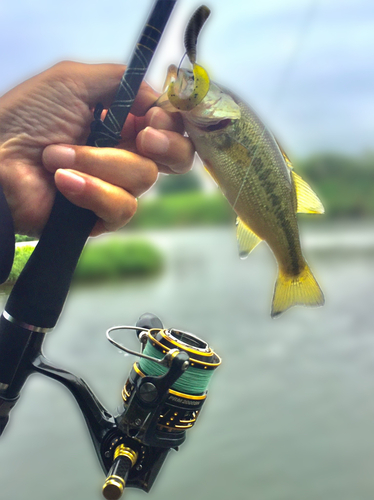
[102,445,138,500]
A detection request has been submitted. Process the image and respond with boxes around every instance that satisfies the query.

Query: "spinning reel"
[0,313,220,499]
[102,313,221,498]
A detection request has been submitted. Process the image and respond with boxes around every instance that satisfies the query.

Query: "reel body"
[117,327,220,447]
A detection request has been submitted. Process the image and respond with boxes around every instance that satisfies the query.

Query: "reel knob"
[102,445,138,500]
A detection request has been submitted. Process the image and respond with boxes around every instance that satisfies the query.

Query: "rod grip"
[0,394,19,436]
[0,314,36,392]
[5,192,97,329]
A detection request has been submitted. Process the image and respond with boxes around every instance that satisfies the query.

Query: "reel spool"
[125,328,220,435]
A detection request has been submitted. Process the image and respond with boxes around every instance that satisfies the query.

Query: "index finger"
[130,83,160,116]
[80,63,161,115]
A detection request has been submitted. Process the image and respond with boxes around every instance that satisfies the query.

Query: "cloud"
[1,0,373,155]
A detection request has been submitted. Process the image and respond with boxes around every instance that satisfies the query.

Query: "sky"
[1,0,373,158]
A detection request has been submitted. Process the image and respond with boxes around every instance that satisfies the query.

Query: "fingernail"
[141,127,169,155]
[43,145,76,170]
[55,169,85,195]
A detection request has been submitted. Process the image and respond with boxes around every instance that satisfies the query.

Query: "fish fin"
[280,148,293,171]
[236,217,262,259]
[271,264,325,317]
[292,171,325,214]
[274,140,293,171]
[276,139,324,214]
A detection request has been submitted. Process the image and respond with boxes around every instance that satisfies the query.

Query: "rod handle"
[0,394,19,436]
[5,192,97,329]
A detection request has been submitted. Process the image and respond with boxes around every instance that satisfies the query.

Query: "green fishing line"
[138,341,214,395]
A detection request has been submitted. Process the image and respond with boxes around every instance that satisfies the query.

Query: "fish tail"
[271,264,324,318]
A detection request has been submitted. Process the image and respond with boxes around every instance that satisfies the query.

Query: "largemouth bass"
[156,8,324,317]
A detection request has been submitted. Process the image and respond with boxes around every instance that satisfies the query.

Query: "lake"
[0,223,374,500]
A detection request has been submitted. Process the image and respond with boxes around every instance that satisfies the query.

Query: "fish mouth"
[199,118,233,132]
[188,116,234,132]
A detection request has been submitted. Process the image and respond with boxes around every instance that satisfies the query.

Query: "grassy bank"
[129,191,234,229]
[297,152,374,218]
[7,245,35,284]
[73,237,163,283]
[6,237,164,285]
[128,151,374,231]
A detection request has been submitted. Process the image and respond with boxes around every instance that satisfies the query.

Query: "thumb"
[52,61,158,113]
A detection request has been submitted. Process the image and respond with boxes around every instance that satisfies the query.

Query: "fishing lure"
[184,4,211,64]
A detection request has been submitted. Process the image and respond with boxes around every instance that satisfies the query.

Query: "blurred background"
[1,1,374,499]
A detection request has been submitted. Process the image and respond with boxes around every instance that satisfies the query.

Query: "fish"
[155,7,325,317]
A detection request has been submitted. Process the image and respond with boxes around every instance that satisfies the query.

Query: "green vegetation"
[7,245,35,284]
[15,234,35,243]
[129,191,234,229]
[296,152,374,218]
[6,238,163,285]
[156,170,203,195]
[73,237,164,283]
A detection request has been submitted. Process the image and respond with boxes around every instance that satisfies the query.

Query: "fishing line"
[269,0,319,111]
[139,342,214,394]
[233,0,318,209]
[177,52,187,76]
[138,328,220,395]
[231,123,268,211]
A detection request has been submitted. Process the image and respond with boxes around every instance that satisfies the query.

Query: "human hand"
[0,61,195,237]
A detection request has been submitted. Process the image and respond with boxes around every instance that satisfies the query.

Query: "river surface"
[0,223,374,500]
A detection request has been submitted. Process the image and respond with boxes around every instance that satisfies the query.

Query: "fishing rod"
[0,0,176,407]
[0,1,221,498]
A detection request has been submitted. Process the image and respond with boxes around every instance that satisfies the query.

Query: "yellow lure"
[167,64,210,111]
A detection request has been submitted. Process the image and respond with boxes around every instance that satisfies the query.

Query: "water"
[0,224,374,500]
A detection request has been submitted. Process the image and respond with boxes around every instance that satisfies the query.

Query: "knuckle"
[107,195,138,231]
[51,60,76,75]
[121,195,138,223]
[139,162,159,192]
[170,143,195,173]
